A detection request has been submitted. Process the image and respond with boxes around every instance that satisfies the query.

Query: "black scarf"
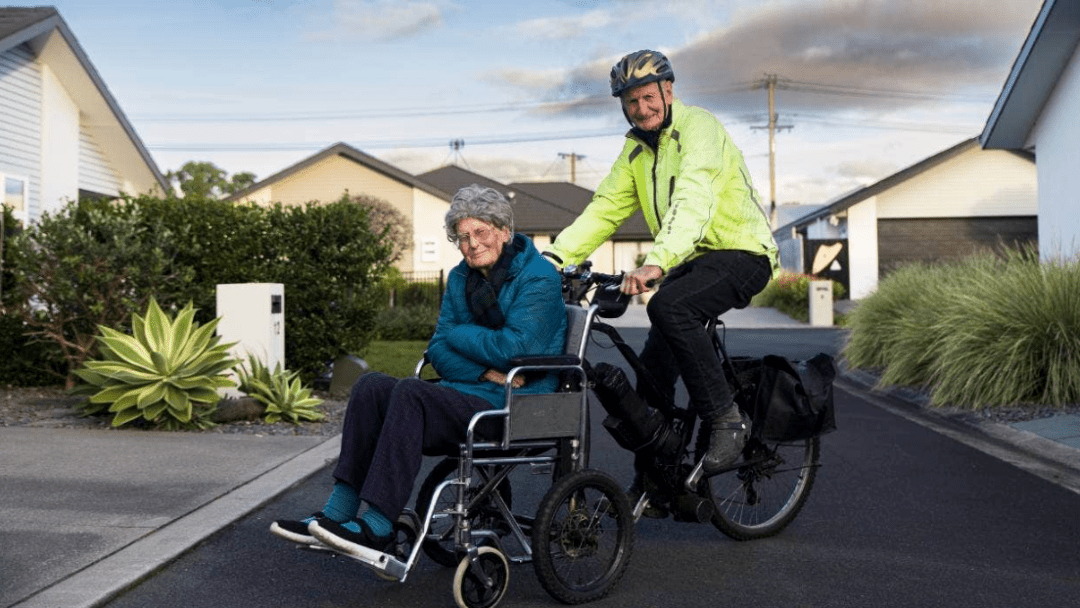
[465,237,518,329]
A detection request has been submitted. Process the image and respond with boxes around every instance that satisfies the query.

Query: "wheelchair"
[328,301,635,608]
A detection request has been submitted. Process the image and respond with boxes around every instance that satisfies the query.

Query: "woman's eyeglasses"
[452,227,497,247]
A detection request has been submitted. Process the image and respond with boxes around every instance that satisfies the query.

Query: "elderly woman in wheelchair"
[269,184,567,562]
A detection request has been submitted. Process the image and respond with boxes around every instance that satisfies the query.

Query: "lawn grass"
[359,340,433,379]
[844,248,1080,409]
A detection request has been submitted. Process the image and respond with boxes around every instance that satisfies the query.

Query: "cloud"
[509,9,616,41]
[305,0,458,42]
[513,0,1042,120]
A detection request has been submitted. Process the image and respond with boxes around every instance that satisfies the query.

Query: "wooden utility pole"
[558,152,585,184]
[751,74,792,228]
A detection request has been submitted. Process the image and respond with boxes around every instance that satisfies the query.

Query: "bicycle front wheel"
[707,436,819,540]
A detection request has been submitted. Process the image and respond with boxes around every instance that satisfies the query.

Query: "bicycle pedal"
[530,463,554,475]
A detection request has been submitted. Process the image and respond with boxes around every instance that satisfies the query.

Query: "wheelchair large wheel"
[453,546,510,608]
[416,457,513,568]
[531,469,633,605]
[706,436,820,540]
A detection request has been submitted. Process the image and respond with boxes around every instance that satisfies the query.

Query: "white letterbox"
[808,280,833,327]
[216,283,285,395]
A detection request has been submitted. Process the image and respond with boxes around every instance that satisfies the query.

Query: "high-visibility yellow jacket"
[548,98,779,275]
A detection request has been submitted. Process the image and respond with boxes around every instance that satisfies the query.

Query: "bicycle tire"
[416,457,513,568]
[706,435,820,540]
[531,469,633,605]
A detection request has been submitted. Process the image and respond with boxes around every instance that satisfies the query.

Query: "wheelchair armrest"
[509,354,581,368]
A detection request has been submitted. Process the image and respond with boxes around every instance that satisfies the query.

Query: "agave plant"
[74,298,237,429]
[236,353,324,424]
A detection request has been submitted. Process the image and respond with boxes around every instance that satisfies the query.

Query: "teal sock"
[359,501,393,537]
[322,481,360,523]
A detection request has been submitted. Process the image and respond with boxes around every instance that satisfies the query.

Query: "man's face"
[621,80,672,131]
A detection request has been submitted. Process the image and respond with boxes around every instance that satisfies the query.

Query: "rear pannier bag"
[727,353,837,442]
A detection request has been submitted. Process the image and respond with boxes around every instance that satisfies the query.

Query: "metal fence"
[394,270,444,307]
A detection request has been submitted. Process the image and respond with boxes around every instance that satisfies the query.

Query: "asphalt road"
[102,328,1080,608]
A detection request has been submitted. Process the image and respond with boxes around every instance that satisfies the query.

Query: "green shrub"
[0,313,64,386]
[752,272,846,322]
[374,304,439,341]
[5,193,396,386]
[6,198,189,387]
[73,298,237,429]
[844,248,1080,409]
[258,199,391,379]
[374,269,442,308]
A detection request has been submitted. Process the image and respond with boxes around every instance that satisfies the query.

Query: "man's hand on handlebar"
[621,265,663,296]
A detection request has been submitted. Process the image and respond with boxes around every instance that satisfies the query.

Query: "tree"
[166,161,257,199]
[347,193,413,263]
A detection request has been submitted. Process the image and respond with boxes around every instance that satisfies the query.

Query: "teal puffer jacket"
[427,233,568,408]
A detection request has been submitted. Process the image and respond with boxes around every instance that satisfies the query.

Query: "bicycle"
[559,261,825,539]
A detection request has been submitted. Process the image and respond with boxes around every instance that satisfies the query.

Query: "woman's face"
[455,217,512,274]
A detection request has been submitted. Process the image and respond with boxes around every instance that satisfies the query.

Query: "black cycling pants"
[637,250,772,420]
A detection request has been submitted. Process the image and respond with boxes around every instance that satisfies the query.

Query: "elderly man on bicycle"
[544,49,779,486]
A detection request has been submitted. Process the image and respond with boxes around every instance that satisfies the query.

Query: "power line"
[790,112,980,134]
[135,78,981,125]
[147,127,628,152]
[780,79,992,104]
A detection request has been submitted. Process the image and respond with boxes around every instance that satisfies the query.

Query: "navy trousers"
[638,250,772,419]
[332,372,495,519]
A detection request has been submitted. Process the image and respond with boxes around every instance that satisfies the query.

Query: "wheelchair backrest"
[565,305,590,360]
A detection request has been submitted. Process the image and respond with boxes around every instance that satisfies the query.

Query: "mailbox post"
[216,283,285,395]
[809,280,833,327]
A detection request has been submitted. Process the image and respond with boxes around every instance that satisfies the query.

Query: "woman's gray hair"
[444,184,515,242]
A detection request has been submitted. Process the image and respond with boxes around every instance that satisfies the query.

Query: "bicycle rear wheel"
[706,436,819,540]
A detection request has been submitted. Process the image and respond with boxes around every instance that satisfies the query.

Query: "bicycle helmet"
[609,49,675,97]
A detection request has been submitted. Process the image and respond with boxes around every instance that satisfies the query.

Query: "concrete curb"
[12,435,342,608]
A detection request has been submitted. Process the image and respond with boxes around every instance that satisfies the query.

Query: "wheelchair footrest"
[340,547,409,580]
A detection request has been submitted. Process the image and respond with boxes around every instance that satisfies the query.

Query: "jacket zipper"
[650,145,662,228]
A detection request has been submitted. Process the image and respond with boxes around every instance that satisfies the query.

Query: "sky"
[10,0,1046,206]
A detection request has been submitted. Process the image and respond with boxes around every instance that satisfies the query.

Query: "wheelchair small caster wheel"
[453,546,509,608]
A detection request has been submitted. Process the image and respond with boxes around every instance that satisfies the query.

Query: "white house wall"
[79,121,122,197]
[40,64,79,215]
[875,147,1037,220]
[0,44,41,220]
[1030,41,1080,260]
[847,200,879,299]
[411,189,457,276]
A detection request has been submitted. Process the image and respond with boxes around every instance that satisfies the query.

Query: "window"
[421,238,438,262]
[3,176,27,222]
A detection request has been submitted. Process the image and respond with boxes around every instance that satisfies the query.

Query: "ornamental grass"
[844,248,1080,409]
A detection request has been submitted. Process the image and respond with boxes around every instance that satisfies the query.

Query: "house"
[418,165,653,274]
[772,202,827,273]
[981,0,1080,261]
[776,138,1037,299]
[225,142,460,277]
[508,180,653,274]
[0,7,167,224]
